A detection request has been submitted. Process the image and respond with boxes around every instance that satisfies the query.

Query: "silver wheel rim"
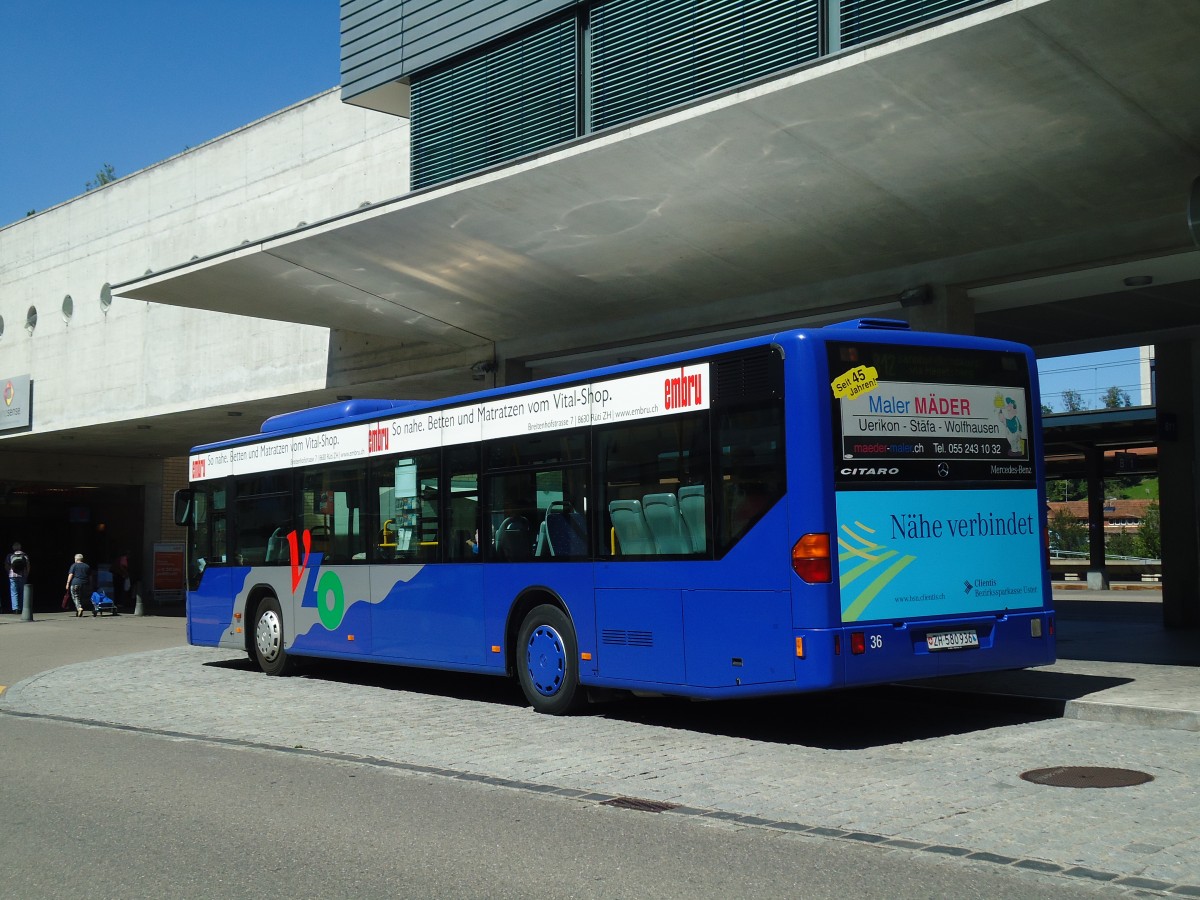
[256,609,282,663]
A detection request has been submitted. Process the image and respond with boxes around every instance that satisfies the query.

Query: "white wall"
[0,88,411,437]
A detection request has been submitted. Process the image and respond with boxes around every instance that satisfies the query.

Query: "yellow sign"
[831,365,879,400]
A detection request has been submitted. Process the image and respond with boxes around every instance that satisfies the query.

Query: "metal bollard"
[134,586,144,617]
[20,582,33,622]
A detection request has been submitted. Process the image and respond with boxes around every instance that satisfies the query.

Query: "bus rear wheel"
[253,595,295,676]
[517,605,584,715]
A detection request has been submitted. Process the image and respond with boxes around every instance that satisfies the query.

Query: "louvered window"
[410,16,578,189]
[839,0,985,48]
[589,0,820,132]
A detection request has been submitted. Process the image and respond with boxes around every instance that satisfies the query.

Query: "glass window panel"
[370,452,439,563]
[298,464,368,564]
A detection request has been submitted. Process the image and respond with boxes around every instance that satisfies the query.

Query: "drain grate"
[1020,766,1154,788]
[602,796,680,813]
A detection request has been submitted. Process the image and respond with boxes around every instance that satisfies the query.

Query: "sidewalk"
[920,589,1200,732]
[3,590,1197,727]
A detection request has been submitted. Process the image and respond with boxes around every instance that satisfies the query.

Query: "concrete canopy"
[116,0,1200,373]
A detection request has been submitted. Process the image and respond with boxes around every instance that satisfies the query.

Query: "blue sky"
[0,1,338,226]
[1037,347,1148,412]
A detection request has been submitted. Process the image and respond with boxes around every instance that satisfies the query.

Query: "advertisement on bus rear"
[835,487,1044,622]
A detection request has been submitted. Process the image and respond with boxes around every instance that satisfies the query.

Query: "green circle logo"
[316,570,345,630]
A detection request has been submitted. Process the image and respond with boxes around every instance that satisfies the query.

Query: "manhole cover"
[601,796,680,813]
[1020,766,1154,788]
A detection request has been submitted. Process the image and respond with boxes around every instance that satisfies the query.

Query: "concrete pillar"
[1084,447,1109,590]
[1155,340,1200,627]
[903,284,975,335]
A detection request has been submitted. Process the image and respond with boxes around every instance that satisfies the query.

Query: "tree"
[1041,403,1054,417]
[85,163,117,191]
[1106,529,1137,559]
[1061,388,1086,412]
[1137,502,1161,560]
[1047,478,1087,502]
[1049,506,1088,554]
[1102,386,1132,408]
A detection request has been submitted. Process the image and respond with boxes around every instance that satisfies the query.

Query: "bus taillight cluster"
[792,533,831,583]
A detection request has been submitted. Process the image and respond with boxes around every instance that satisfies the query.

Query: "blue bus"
[176,319,1055,713]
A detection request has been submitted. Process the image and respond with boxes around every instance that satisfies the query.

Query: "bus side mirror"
[173,489,194,527]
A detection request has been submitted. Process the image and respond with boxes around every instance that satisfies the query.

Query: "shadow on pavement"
[1054,595,1200,666]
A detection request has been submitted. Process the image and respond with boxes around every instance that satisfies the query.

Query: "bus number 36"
[869,635,883,650]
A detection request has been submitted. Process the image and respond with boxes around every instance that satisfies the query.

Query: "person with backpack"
[7,543,30,613]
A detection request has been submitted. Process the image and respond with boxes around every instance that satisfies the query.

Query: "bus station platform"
[918,589,1200,732]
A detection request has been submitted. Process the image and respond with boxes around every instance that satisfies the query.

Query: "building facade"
[2,0,1199,623]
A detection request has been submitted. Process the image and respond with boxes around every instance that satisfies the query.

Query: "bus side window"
[487,472,536,562]
[300,464,368,564]
[233,473,292,566]
[371,451,438,563]
[598,414,708,558]
[716,402,785,551]
[445,445,481,563]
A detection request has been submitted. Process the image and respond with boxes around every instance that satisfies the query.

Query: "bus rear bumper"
[838,610,1056,686]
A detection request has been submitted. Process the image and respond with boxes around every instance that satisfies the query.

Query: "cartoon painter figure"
[998,396,1024,455]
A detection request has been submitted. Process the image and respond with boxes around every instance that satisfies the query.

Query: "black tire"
[516,604,584,715]
[253,595,295,676]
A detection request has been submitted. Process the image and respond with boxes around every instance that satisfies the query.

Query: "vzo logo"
[963,580,973,594]
[287,528,347,630]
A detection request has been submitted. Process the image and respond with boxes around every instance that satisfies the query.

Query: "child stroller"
[90,589,117,616]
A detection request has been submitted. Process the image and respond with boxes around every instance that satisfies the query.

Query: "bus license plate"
[927,629,979,651]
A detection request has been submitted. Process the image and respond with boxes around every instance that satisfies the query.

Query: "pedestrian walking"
[7,542,30,613]
[66,553,92,617]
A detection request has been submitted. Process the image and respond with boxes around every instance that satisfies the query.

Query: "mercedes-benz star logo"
[937,462,950,478]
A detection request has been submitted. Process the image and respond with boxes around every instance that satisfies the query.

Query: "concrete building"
[2,0,1199,625]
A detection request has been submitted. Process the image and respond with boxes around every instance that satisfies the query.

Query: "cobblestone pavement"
[4,645,1198,897]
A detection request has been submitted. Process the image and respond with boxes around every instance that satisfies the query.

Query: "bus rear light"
[1048,617,1055,636]
[792,533,832,583]
[850,632,866,655]
[833,634,841,655]
[1031,619,1043,638]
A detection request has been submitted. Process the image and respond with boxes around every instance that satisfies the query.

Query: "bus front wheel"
[253,595,295,676]
[517,605,584,715]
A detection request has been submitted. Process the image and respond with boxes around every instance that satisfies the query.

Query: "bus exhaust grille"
[602,797,679,813]
[602,629,654,647]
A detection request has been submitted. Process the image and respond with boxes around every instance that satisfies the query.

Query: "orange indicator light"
[347,635,355,641]
[491,645,502,653]
[581,652,592,661]
[794,637,805,658]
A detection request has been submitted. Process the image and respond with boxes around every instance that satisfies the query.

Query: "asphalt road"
[0,714,1119,900]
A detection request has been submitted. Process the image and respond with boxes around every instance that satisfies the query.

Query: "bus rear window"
[828,342,1033,485]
